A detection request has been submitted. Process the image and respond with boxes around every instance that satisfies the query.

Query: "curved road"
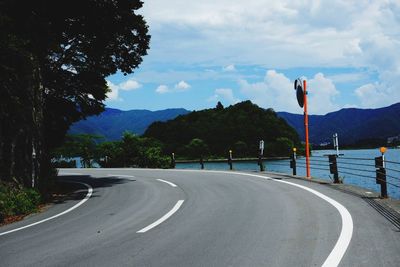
[1,169,399,266]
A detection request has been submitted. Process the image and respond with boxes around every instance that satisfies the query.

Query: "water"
[176,148,400,200]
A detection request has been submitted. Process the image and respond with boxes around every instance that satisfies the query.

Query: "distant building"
[387,134,400,145]
[319,142,331,147]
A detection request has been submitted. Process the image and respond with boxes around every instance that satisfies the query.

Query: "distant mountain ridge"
[277,103,400,145]
[69,103,400,146]
[69,108,190,140]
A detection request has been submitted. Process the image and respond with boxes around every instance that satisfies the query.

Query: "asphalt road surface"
[1,169,399,266]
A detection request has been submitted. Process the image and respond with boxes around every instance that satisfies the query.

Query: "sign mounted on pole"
[294,79,304,108]
[294,78,311,179]
[259,140,264,155]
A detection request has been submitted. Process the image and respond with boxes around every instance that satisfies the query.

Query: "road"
[1,169,399,266]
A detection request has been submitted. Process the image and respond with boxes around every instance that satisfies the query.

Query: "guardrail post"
[200,157,204,169]
[329,154,340,183]
[258,154,265,172]
[290,148,297,176]
[375,155,388,198]
[228,150,233,170]
[171,153,176,169]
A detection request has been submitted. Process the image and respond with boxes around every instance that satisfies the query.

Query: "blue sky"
[105,0,400,115]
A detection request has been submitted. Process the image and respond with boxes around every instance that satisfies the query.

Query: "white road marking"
[157,179,177,187]
[146,169,353,267]
[107,174,135,178]
[0,182,93,237]
[276,179,353,267]
[57,167,354,266]
[202,171,353,267]
[137,200,184,233]
[59,172,83,175]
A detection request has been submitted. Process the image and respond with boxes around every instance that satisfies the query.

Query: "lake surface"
[176,148,400,200]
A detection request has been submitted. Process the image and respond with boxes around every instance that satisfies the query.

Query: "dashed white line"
[137,200,184,233]
[157,179,177,187]
[0,182,93,237]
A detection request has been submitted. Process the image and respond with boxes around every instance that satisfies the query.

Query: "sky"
[105,0,400,115]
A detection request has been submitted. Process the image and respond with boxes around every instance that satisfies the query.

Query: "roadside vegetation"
[0,1,150,223]
[53,132,170,169]
[0,182,41,224]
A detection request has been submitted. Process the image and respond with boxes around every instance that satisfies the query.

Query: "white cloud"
[139,0,400,109]
[239,70,298,113]
[141,0,384,67]
[239,70,339,114]
[175,80,191,90]
[355,83,393,108]
[222,64,236,72]
[326,73,367,83]
[155,81,191,94]
[307,73,340,114]
[106,79,142,101]
[155,84,170,94]
[119,79,142,91]
[106,81,121,101]
[208,88,240,104]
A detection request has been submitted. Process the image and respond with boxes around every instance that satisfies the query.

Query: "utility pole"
[294,78,311,179]
[303,80,310,178]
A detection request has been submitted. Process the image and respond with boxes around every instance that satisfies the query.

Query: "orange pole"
[303,80,311,179]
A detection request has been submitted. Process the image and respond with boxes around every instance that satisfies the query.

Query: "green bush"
[0,182,41,221]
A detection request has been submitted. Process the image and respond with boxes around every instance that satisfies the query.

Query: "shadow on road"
[54,175,135,204]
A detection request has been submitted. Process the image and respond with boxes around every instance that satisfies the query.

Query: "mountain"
[144,101,300,157]
[69,108,190,140]
[277,103,400,145]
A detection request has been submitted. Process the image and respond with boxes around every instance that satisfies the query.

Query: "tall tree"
[0,0,150,191]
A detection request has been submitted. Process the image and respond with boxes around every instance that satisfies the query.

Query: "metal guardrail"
[173,151,400,199]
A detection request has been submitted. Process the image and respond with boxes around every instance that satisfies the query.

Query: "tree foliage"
[0,0,150,190]
[144,101,300,158]
[184,138,210,158]
[53,132,170,169]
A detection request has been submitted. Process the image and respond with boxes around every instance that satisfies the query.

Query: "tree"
[0,0,150,191]
[120,132,142,167]
[215,101,224,111]
[234,141,248,157]
[268,137,294,156]
[142,147,170,169]
[184,138,210,159]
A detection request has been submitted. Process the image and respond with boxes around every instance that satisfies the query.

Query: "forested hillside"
[69,108,189,140]
[278,102,400,146]
[144,101,300,157]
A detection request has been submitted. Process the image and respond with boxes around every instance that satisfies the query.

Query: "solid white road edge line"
[157,179,177,187]
[0,182,93,237]
[59,172,83,175]
[277,179,353,267]
[206,171,353,267]
[137,200,184,233]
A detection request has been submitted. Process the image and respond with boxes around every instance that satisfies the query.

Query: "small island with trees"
[52,101,304,169]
